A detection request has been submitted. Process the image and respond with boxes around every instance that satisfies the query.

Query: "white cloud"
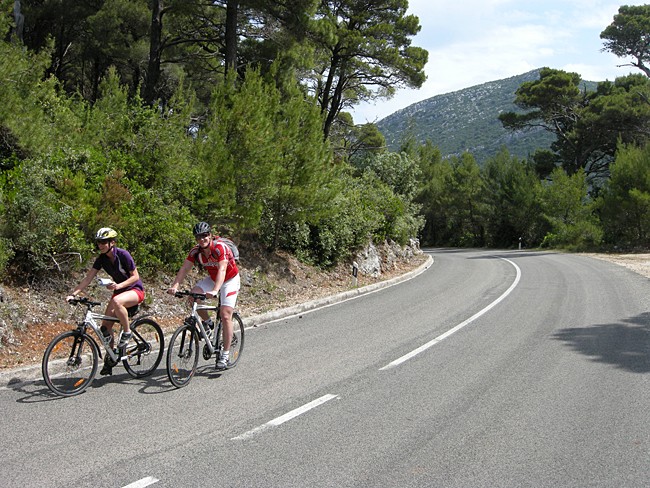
[350,1,648,123]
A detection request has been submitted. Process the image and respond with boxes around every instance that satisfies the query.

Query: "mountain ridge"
[375,68,597,164]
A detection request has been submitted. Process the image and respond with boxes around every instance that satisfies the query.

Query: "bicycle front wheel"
[123,318,165,378]
[42,330,98,397]
[166,324,199,388]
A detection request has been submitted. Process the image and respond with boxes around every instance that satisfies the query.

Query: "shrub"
[118,183,196,274]
[1,159,86,282]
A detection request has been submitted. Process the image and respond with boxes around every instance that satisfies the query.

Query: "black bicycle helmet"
[193,221,211,235]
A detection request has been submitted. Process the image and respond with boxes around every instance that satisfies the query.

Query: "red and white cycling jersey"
[187,238,239,282]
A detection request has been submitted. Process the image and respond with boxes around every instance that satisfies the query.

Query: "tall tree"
[144,0,167,105]
[19,0,102,93]
[598,142,650,247]
[334,115,386,164]
[307,0,427,139]
[500,68,650,181]
[224,0,238,74]
[498,68,589,175]
[144,0,316,103]
[481,149,544,248]
[601,4,650,77]
[413,140,444,245]
[540,168,603,249]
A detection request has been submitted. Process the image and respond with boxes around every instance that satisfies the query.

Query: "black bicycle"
[42,297,164,396]
[166,290,245,388]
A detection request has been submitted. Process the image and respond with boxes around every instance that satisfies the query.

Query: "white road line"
[232,394,339,441]
[380,257,521,371]
[122,476,159,488]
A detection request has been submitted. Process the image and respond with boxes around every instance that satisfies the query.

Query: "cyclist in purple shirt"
[66,227,145,375]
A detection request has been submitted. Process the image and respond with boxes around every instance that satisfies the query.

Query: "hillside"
[376,69,597,164]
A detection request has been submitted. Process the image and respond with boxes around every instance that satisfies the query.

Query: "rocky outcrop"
[354,239,422,278]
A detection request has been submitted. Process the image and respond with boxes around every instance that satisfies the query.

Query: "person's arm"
[206,260,227,299]
[167,259,194,294]
[66,267,99,301]
[107,267,140,292]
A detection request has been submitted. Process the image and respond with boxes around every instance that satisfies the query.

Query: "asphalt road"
[2,249,649,487]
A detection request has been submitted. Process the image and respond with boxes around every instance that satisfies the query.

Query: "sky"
[350,0,648,123]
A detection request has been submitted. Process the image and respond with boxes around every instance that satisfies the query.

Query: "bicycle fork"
[66,334,86,368]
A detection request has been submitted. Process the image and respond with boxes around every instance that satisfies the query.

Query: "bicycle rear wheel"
[42,330,98,397]
[123,318,164,378]
[166,324,199,388]
[222,312,245,368]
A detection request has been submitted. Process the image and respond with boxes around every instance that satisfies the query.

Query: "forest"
[1,1,649,287]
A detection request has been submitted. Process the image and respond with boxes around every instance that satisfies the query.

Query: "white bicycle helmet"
[95,227,118,240]
[193,221,211,236]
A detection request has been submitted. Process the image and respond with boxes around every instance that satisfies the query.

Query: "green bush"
[598,143,650,248]
[116,183,196,274]
[540,220,604,250]
[1,159,87,281]
[268,170,423,267]
[0,237,14,278]
[540,168,603,250]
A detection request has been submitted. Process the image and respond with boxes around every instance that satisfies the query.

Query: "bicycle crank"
[105,353,119,367]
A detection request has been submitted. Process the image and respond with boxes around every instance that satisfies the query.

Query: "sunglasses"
[194,232,210,240]
[96,239,112,245]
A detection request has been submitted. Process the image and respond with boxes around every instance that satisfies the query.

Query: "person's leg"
[220,306,234,352]
[99,318,116,376]
[216,275,239,369]
[99,290,141,374]
[100,320,115,348]
[105,290,141,334]
[192,277,215,322]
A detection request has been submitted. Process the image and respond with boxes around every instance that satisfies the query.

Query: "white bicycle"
[42,296,164,396]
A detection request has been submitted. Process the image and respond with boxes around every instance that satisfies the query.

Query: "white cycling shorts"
[195,274,240,308]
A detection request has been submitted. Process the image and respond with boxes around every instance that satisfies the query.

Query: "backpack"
[214,237,239,262]
[191,237,239,270]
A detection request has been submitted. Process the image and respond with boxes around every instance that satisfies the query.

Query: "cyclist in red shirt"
[167,222,240,370]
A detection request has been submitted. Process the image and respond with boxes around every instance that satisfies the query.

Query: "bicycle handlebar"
[67,296,101,307]
[173,290,208,301]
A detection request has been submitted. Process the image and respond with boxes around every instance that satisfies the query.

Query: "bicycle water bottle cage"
[202,343,212,360]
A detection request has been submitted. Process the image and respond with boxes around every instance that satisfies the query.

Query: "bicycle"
[166,290,245,388]
[42,296,165,397]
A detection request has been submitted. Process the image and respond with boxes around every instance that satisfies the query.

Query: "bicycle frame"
[76,302,145,363]
[44,295,165,396]
[189,300,223,355]
[80,309,122,362]
[167,290,244,387]
[173,290,233,357]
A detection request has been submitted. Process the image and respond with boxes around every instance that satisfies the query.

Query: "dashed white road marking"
[122,476,159,488]
[232,394,339,441]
